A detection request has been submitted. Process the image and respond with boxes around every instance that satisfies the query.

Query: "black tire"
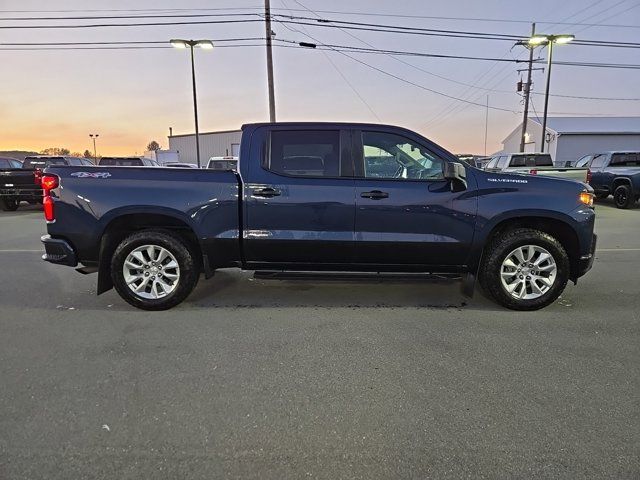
[0,198,19,211]
[613,184,634,209]
[479,228,570,311]
[594,192,609,200]
[111,230,200,310]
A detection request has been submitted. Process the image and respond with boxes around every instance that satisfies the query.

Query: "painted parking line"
[597,248,640,252]
[0,249,42,252]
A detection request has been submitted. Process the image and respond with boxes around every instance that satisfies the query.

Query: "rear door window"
[610,153,640,167]
[590,155,607,169]
[267,130,341,177]
[496,156,509,169]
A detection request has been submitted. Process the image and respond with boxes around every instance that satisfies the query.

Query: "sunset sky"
[1,0,639,156]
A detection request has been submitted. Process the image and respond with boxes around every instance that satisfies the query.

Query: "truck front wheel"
[479,228,570,311]
[111,230,199,310]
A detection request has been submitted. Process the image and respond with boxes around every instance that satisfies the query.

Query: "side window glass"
[590,155,606,168]
[0,159,10,168]
[361,131,443,180]
[486,157,498,169]
[497,156,509,169]
[268,130,340,177]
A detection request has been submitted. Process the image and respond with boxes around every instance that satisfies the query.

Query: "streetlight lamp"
[89,133,99,162]
[528,34,574,153]
[170,39,214,168]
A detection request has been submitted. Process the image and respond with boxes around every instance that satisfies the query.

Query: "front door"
[243,127,355,266]
[353,129,477,269]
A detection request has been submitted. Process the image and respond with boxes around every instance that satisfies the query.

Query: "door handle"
[360,190,389,200]
[253,187,281,198]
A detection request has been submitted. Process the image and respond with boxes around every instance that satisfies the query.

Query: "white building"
[168,129,242,166]
[501,117,640,165]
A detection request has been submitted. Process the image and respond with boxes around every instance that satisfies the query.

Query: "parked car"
[584,151,640,208]
[98,157,159,167]
[163,162,198,168]
[41,122,596,312]
[1,155,91,211]
[206,156,238,170]
[0,156,28,211]
[484,153,588,182]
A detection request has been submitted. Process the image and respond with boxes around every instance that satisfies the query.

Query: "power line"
[0,18,265,29]
[3,7,639,29]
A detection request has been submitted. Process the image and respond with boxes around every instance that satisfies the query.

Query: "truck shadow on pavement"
[185,269,493,311]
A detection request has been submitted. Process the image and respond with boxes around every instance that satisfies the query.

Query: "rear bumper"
[576,234,597,278]
[41,235,78,267]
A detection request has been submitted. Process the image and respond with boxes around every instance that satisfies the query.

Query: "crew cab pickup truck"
[484,153,588,182]
[40,122,597,311]
[581,151,640,209]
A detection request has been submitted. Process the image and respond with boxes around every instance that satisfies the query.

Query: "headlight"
[579,191,594,207]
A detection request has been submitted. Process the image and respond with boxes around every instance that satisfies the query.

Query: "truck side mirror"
[443,161,467,191]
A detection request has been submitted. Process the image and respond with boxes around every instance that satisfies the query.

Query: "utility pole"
[484,95,489,156]
[264,0,276,122]
[519,22,535,153]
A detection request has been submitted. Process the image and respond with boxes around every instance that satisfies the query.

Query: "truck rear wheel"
[479,228,570,311]
[111,230,199,310]
[1,198,19,211]
[613,184,634,209]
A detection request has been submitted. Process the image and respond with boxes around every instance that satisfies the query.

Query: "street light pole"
[527,33,574,154]
[170,39,214,168]
[189,43,202,169]
[540,39,554,153]
[89,133,99,162]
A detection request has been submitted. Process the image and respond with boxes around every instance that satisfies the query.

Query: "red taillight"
[43,196,55,222]
[587,168,592,183]
[41,174,59,192]
[529,169,538,175]
[41,174,58,222]
[34,168,43,185]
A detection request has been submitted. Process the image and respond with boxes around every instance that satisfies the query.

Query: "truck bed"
[44,165,241,266]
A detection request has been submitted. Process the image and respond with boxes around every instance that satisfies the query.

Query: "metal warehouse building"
[501,116,640,166]
[168,129,242,165]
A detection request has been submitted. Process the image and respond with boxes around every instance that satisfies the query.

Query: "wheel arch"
[472,211,581,281]
[96,208,204,295]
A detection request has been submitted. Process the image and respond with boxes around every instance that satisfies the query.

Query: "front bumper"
[41,235,78,267]
[577,233,597,278]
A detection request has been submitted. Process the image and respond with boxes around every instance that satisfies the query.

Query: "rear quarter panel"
[45,166,240,265]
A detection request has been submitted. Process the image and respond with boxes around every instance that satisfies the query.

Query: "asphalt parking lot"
[0,200,638,479]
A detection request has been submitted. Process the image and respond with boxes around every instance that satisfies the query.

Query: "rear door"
[243,126,355,265]
[352,129,476,268]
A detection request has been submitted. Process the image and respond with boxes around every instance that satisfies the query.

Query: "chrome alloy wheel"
[123,245,180,300]
[500,245,557,300]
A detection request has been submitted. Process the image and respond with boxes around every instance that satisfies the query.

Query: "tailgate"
[0,169,36,187]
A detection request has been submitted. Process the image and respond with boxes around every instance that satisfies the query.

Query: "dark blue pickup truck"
[582,151,640,209]
[41,122,596,311]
